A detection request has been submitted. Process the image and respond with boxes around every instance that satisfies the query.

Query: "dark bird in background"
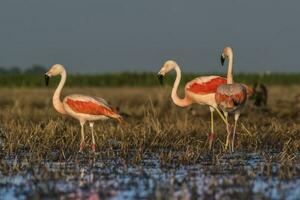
[251,82,268,107]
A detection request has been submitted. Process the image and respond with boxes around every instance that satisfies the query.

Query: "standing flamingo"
[157,60,230,150]
[45,64,122,152]
[215,47,248,152]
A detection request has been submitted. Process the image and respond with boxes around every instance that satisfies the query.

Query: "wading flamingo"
[157,60,229,150]
[215,47,249,152]
[45,64,122,152]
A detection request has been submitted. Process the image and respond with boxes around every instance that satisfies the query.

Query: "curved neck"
[171,65,191,107]
[227,54,233,84]
[53,70,67,114]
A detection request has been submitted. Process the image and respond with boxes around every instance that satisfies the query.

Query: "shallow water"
[1,153,300,200]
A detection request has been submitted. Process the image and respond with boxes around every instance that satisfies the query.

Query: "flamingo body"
[45,64,121,152]
[158,60,230,151]
[186,76,227,95]
[186,76,227,106]
[215,84,247,113]
[216,46,250,152]
[63,95,120,122]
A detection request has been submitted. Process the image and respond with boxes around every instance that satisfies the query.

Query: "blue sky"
[1,0,300,73]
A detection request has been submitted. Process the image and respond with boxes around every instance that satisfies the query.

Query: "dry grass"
[0,86,300,166]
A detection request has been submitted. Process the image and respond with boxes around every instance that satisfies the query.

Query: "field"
[0,83,300,199]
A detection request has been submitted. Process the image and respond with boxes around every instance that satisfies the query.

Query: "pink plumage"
[45,64,122,152]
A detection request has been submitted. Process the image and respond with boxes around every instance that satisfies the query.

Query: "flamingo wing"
[186,76,227,95]
[64,95,119,118]
[216,92,246,108]
[215,84,247,109]
[93,97,111,108]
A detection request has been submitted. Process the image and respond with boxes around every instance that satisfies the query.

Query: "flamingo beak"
[44,74,50,86]
[221,55,225,66]
[157,74,164,85]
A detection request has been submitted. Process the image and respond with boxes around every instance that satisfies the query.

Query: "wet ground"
[1,152,300,200]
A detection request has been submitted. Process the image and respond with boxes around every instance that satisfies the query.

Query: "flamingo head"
[157,60,178,85]
[220,46,233,66]
[45,64,65,86]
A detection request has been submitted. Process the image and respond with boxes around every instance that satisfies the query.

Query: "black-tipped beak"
[44,74,50,86]
[157,74,164,85]
[221,55,225,66]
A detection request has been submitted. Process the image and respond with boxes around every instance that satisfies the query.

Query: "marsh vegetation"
[0,85,300,199]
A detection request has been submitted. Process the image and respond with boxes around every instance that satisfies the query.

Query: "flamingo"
[215,47,249,152]
[45,64,122,152]
[157,60,230,150]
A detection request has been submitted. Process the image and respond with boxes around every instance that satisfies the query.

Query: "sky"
[1,0,300,74]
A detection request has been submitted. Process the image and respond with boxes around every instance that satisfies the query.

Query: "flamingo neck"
[227,54,233,84]
[53,70,67,114]
[171,65,191,107]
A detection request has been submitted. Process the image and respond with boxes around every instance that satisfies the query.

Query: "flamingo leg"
[215,107,229,126]
[231,112,240,153]
[79,121,85,152]
[208,107,215,151]
[224,112,231,151]
[89,122,96,152]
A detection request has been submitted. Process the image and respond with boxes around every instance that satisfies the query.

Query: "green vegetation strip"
[0,73,299,87]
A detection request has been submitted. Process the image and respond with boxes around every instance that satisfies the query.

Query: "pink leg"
[227,125,233,153]
[91,144,96,152]
[89,122,96,152]
[208,107,215,151]
[79,121,85,152]
[208,132,216,150]
[224,112,231,150]
[231,112,240,153]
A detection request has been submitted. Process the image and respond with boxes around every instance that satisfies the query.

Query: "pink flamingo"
[157,60,230,150]
[45,64,122,152]
[215,47,249,152]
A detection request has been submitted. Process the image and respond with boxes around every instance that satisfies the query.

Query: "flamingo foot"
[91,144,96,152]
[208,132,215,151]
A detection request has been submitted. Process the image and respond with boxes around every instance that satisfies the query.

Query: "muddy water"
[1,153,300,200]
